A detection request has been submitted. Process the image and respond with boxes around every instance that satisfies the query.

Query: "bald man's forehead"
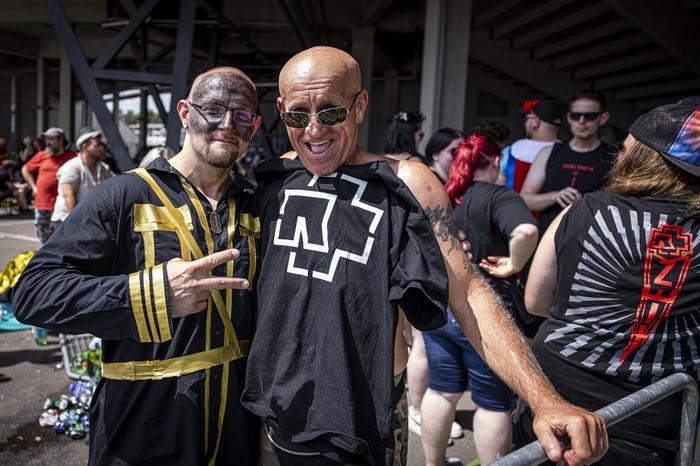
[279,47,361,96]
[189,70,257,110]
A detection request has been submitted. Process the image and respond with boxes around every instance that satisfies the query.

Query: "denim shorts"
[423,310,512,412]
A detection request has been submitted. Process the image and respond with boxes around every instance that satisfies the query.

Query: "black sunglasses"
[568,111,602,122]
[188,102,257,126]
[280,91,362,128]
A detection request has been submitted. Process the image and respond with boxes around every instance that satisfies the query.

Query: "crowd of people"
[4,45,699,466]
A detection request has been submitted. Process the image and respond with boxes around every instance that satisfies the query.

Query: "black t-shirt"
[533,192,700,450]
[453,181,536,299]
[539,142,615,233]
[243,158,448,465]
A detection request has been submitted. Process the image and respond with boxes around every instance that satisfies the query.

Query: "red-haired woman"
[420,133,539,466]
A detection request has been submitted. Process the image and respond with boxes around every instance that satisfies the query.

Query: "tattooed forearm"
[424,204,462,255]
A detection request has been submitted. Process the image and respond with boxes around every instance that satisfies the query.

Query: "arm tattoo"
[424,204,473,270]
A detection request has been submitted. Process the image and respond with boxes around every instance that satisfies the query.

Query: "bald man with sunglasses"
[242,46,607,466]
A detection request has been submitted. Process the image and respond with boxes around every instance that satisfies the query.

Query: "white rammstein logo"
[272,172,383,282]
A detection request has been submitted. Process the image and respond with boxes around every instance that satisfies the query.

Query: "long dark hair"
[424,128,464,164]
[605,137,700,216]
[383,110,424,158]
[445,132,501,205]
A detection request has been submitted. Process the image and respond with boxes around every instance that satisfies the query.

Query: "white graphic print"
[272,173,384,282]
[546,205,699,383]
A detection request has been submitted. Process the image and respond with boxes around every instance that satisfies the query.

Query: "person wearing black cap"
[519,97,700,465]
[497,99,562,192]
[521,90,615,235]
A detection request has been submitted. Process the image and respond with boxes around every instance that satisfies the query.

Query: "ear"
[599,111,610,126]
[176,100,190,128]
[276,96,285,113]
[354,89,369,124]
[247,114,263,141]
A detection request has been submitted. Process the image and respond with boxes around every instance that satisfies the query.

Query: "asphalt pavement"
[0,212,479,465]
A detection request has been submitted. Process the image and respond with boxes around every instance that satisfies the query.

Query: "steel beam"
[606,0,700,78]
[363,0,397,25]
[473,0,524,28]
[533,19,629,59]
[615,79,700,101]
[493,0,575,38]
[469,30,635,130]
[93,69,174,84]
[42,0,133,171]
[165,0,197,151]
[513,3,610,48]
[553,35,649,69]
[682,0,700,9]
[595,64,689,90]
[92,0,159,70]
[573,49,669,80]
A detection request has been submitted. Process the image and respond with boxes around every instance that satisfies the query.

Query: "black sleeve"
[390,211,448,331]
[493,188,537,239]
[11,181,173,342]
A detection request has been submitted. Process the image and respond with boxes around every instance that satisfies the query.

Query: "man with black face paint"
[13,67,263,465]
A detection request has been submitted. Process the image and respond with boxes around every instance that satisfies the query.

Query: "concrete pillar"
[10,73,17,152]
[59,48,74,139]
[36,57,49,135]
[352,26,375,150]
[419,0,472,147]
[139,88,148,149]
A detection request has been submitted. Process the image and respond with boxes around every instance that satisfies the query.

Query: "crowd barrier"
[493,372,699,466]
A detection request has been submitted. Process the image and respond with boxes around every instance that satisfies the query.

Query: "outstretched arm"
[397,161,607,466]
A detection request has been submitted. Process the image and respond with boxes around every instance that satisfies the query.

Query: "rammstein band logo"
[272,173,384,282]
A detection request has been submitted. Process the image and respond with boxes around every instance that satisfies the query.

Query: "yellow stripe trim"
[142,267,159,342]
[239,213,259,291]
[101,340,251,380]
[143,230,155,269]
[152,263,171,342]
[210,196,238,464]
[128,271,151,343]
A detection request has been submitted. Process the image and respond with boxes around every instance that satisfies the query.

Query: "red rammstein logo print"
[620,224,693,363]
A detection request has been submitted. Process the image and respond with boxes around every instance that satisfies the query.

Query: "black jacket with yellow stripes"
[12,157,260,466]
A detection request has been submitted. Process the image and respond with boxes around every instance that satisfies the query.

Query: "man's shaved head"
[177,66,261,169]
[188,66,258,110]
[279,46,361,99]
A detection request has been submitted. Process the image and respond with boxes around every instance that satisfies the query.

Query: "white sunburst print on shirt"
[545,205,699,383]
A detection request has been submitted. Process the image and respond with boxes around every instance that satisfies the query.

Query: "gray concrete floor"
[0,213,479,465]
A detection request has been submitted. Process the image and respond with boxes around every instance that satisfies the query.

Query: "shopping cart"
[59,333,100,381]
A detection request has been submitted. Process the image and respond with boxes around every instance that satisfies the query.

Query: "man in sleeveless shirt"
[521,90,616,234]
[243,46,607,466]
[13,67,262,465]
[497,99,562,192]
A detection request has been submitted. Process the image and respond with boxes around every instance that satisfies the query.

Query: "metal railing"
[493,372,699,466]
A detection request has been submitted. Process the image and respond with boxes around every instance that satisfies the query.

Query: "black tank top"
[539,141,615,233]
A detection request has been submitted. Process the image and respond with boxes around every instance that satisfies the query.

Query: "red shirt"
[24,150,77,211]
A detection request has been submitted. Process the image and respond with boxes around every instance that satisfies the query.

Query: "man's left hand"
[532,399,608,466]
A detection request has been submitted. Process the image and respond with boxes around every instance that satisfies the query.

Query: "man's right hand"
[166,249,249,318]
[553,187,581,208]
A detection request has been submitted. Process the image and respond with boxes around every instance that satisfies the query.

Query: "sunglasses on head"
[568,111,602,121]
[188,102,257,126]
[280,91,362,128]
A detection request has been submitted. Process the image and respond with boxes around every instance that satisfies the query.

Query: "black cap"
[629,97,700,177]
[521,99,563,126]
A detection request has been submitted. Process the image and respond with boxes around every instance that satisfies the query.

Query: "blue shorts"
[423,310,512,412]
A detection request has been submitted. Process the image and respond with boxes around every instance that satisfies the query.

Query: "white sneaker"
[408,406,458,444]
[450,421,464,439]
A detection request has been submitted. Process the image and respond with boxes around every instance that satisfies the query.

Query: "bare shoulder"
[395,160,448,208]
